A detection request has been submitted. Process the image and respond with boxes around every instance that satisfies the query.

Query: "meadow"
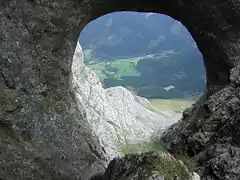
[149,98,194,113]
[86,56,143,80]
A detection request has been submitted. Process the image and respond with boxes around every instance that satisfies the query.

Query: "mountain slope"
[79,12,206,99]
[79,12,197,61]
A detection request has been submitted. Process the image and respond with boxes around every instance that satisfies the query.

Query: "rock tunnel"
[1,0,240,179]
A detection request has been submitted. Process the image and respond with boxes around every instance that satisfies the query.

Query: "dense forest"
[79,12,206,99]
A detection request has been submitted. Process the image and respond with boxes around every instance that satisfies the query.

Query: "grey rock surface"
[90,152,200,180]
[0,1,108,179]
[162,65,240,179]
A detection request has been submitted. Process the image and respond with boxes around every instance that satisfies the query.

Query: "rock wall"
[0,1,107,179]
[72,42,180,159]
[91,152,200,180]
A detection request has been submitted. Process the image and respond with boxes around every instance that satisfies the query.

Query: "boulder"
[90,152,200,180]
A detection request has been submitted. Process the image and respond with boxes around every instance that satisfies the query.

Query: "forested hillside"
[79,12,206,99]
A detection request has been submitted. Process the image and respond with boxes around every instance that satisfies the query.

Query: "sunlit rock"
[72,42,181,159]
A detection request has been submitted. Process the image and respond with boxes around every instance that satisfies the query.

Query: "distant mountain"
[78,12,206,99]
[79,12,196,61]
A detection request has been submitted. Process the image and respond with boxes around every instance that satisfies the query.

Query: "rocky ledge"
[90,151,200,180]
[162,65,240,179]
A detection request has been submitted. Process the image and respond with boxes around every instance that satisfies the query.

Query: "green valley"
[87,56,142,81]
[80,12,206,100]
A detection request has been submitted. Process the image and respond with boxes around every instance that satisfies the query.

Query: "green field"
[87,63,107,80]
[84,51,204,100]
[110,57,141,76]
[86,54,170,81]
[85,50,183,81]
[149,98,195,113]
[87,56,143,81]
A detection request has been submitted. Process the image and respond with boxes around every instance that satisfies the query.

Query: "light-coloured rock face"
[105,86,182,143]
[72,42,181,159]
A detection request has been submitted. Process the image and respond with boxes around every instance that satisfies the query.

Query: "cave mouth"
[77,11,206,113]
[73,11,206,155]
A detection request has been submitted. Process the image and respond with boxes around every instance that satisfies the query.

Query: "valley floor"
[149,98,194,113]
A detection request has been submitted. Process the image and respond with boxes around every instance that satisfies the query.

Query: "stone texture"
[90,152,200,180]
[1,0,240,179]
[162,65,240,179]
[197,144,240,180]
[72,42,180,159]
[0,1,107,179]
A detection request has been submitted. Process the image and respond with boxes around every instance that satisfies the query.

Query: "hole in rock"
[73,12,206,158]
